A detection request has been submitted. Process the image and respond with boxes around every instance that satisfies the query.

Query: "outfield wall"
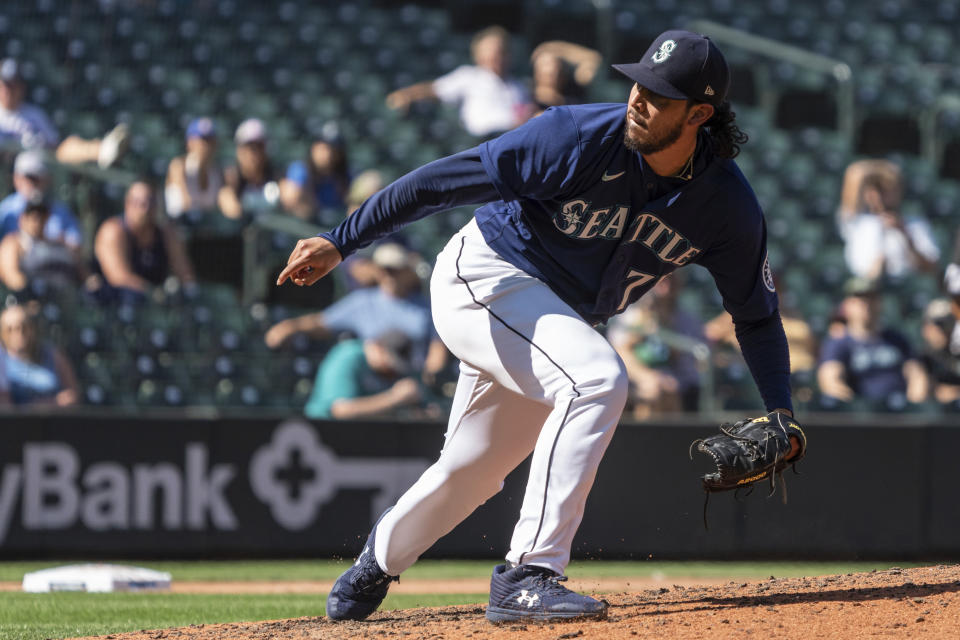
[0,413,957,560]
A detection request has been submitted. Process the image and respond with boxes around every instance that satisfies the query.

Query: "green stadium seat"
[5,0,954,410]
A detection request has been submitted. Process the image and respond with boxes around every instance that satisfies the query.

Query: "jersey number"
[617,269,658,313]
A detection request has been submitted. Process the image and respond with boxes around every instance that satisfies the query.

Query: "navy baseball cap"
[612,30,730,107]
[186,117,216,140]
[0,58,21,84]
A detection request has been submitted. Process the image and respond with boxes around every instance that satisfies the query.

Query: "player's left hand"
[690,411,806,496]
[276,236,343,287]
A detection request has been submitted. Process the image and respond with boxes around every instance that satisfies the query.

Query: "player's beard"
[623,114,685,155]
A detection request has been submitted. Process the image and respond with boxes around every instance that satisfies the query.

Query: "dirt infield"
[73,565,960,640]
[0,576,728,594]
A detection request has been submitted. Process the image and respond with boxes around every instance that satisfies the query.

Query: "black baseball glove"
[690,411,806,500]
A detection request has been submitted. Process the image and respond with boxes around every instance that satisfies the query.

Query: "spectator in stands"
[218,118,281,219]
[0,149,82,250]
[164,117,224,220]
[264,242,447,383]
[0,302,79,407]
[817,277,928,410]
[0,193,84,294]
[280,127,351,222]
[386,26,532,138]
[304,330,427,419]
[704,275,818,405]
[529,40,601,115]
[919,256,960,410]
[0,58,128,168]
[920,296,960,411]
[606,275,704,419]
[337,169,417,292]
[345,169,385,216]
[94,180,195,301]
[838,159,939,282]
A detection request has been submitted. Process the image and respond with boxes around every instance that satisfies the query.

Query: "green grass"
[0,558,934,582]
[0,559,941,640]
[0,592,485,640]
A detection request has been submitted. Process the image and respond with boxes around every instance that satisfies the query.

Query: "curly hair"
[697,101,748,159]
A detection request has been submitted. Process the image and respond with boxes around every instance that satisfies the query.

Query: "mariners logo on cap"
[652,40,676,63]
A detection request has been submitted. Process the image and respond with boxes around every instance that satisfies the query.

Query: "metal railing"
[920,93,960,169]
[688,20,855,147]
[241,211,325,305]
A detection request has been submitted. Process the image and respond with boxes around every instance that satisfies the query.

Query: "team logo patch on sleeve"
[762,255,776,292]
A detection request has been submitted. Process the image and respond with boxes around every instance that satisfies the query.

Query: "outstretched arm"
[276,236,343,287]
[329,378,421,419]
[0,234,26,291]
[278,148,498,286]
[818,359,853,402]
[532,41,602,86]
[386,82,438,112]
[734,311,793,415]
[903,358,929,404]
[264,311,330,347]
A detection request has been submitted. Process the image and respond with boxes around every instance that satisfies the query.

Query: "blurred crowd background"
[0,0,958,420]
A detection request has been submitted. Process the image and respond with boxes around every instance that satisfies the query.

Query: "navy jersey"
[819,328,913,400]
[324,104,777,326]
[475,104,777,326]
[321,102,791,411]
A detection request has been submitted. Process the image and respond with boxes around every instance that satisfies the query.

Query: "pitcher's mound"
[74,564,960,639]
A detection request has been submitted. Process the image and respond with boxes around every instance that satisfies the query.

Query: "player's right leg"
[326,219,624,622]
[325,508,398,621]
[432,219,628,579]
[428,219,625,623]
[374,363,548,574]
[326,363,548,621]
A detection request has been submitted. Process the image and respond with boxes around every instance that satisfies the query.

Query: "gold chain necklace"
[671,149,695,181]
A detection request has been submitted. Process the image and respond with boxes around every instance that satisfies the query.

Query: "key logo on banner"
[0,420,432,544]
[249,420,430,530]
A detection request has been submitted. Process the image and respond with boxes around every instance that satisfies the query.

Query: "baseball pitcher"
[277,30,805,624]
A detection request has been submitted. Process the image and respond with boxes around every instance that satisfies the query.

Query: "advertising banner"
[0,415,956,559]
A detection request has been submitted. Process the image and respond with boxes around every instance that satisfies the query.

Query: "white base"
[22,564,172,592]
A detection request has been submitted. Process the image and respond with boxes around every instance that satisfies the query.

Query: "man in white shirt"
[837,159,939,281]
[0,58,128,168]
[386,26,532,138]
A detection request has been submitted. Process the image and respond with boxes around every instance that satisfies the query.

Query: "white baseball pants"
[374,218,628,575]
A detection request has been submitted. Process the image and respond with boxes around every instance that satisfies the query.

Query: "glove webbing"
[692,424,802,531]
[699,466,799,531]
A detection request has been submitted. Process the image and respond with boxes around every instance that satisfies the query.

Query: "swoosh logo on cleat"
[601,170,626,182]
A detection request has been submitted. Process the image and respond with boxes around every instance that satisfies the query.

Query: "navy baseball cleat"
[326,514,398,621]
[485,563,609,624]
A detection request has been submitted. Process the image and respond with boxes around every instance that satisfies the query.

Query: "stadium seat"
[856,115,921,156]
[1,0,954,411]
